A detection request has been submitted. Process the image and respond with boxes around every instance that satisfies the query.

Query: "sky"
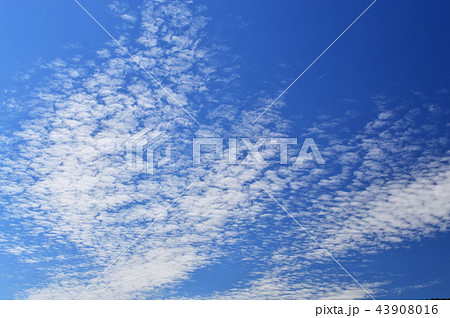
[0,0,449,300]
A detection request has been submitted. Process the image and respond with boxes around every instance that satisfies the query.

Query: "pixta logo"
[193,137,325,165]
[126,130,324,174]
[126,128,171,174]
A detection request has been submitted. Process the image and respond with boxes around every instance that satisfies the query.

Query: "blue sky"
[0,0,449,299]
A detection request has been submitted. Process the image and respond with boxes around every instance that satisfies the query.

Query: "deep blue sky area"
[373,232,450,300]
[0,0,449,300]
[201,0,450,123]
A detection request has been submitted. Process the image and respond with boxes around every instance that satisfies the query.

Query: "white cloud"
[0,0,449,301]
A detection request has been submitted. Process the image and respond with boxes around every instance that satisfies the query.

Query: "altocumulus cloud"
[0,0,449,300]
